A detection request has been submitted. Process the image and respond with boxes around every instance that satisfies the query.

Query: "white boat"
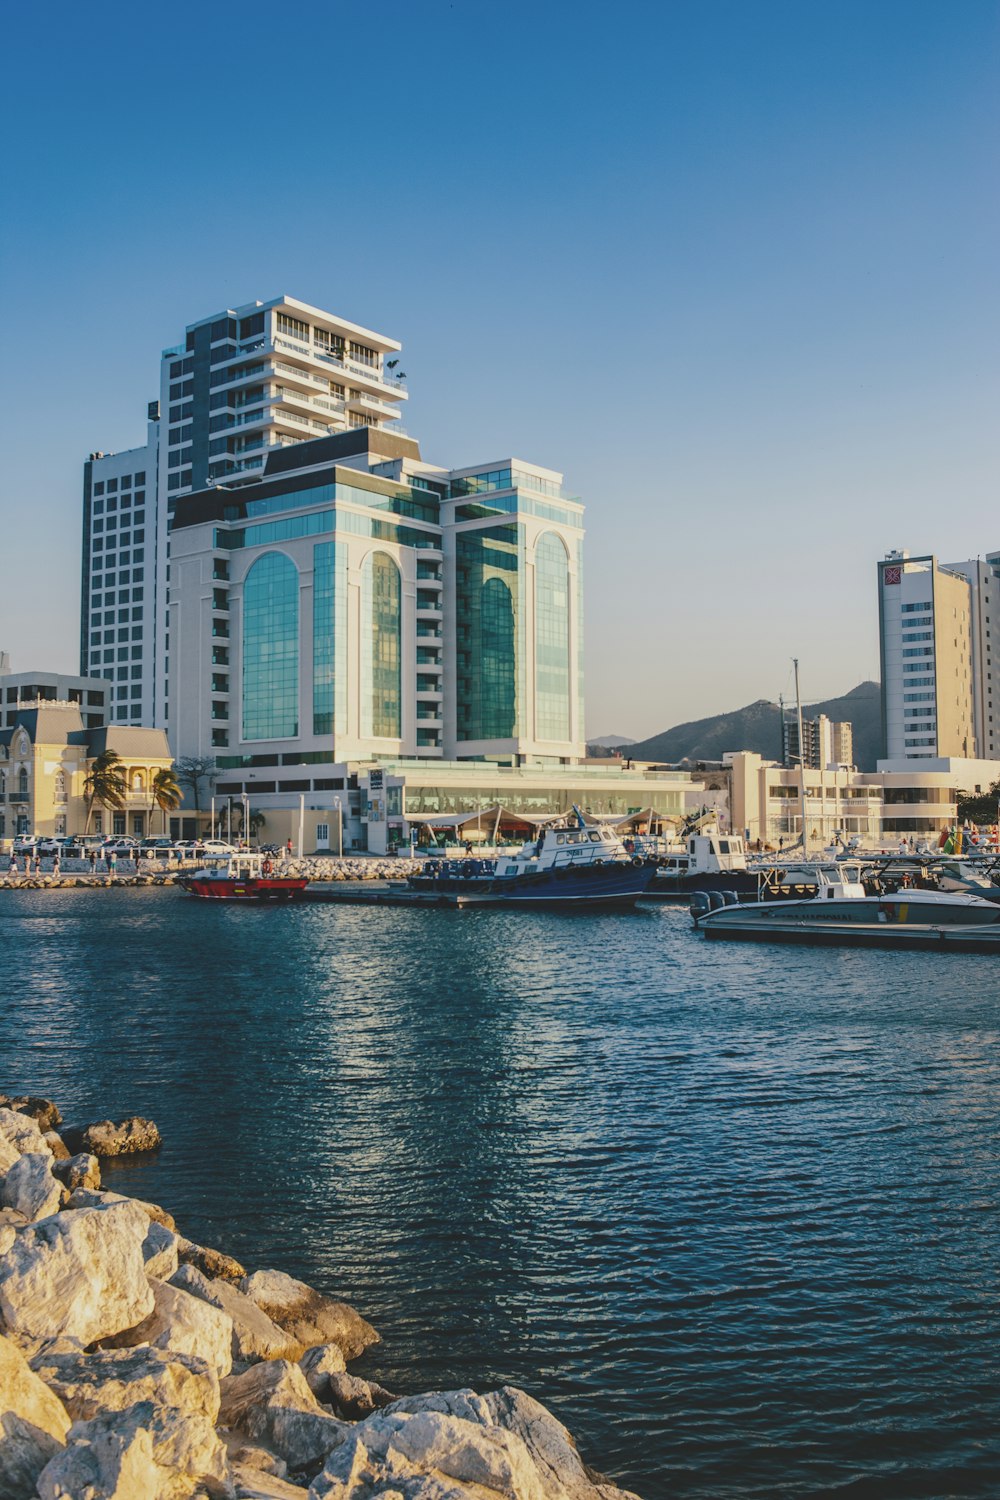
[691,865,1000,944]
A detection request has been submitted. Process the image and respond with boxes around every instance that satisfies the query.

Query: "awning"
[404,805,561,831]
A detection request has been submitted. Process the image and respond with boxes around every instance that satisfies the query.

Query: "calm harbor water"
[3,886,1000,1497]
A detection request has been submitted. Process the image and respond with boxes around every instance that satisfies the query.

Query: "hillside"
[587,733,636,749]
[618,682,882,771]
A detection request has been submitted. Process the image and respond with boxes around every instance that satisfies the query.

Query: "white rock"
[307,1386,642,1500]
[0,1330,71,1500]
[52,1153,101,1191]
[0,1107,51,1159]
[65,1185,175,1230]
[0,1203,154,1345]
[233,1465,309,1498]
[240,1270,378,1359]
[299,1342,347,1397]
[1,1152,64,1222]
[30,1344,220,1424]
[0,1136,19,1177]
[143,1217,181,1279]
[173,1264,303,1364]
[219,1359,350,1474]
[36,1399,230,1500]
[110,1277,234,1378]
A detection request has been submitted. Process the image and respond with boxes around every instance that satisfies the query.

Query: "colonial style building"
[0,703,172,842]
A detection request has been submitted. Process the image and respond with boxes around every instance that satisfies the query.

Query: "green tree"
[956,778,1000,825]
[149,767,183,835]
[83,750,128,834]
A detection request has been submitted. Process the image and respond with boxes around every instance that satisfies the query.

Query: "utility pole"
[794,658,807,851]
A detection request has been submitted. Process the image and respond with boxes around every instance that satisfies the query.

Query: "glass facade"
[362,551,402,738]
[312,541,346,737]
[534,532,571,741]
[457,523,522,740]
[242,551,299,739]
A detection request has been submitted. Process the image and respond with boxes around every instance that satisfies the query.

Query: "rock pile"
[0,1095,641,1500]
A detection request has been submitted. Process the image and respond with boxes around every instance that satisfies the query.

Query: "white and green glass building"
[168,426,587,774]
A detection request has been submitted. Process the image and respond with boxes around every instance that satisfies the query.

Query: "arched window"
[362,551,401,738]
[18,768,29,798]
[132,771,143,792]
[242,552,299,740]
[535,533,571,741]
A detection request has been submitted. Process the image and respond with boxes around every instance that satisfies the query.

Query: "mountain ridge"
[596,682,882,771]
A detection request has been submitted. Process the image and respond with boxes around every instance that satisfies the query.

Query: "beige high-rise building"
[878,552,977,760]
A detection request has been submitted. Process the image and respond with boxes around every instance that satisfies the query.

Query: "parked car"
[201,840,236,854]
[140,838,174,857]
[12,835,39,853]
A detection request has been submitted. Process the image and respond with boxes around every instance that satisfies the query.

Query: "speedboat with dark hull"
[408,813,657,909]
[178,852,309,903]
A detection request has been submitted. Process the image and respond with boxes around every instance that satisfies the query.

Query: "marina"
[5,884,1000,1498]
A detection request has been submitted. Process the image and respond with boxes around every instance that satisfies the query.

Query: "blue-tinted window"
[535,532,570,741]
[362,551,401,738]
[242,552,299,740]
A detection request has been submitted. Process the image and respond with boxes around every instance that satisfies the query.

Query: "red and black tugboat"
[178,851,309,903]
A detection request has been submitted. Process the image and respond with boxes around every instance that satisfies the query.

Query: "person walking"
[53,848,61,877]
[109,848,117,879]
[8,851,17,878]
[285,837,293,859]
[88,847,97,875]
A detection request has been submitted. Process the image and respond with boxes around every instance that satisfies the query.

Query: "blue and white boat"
[407,810,657,909]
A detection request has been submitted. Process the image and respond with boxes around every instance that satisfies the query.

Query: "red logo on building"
[883,565,902,585]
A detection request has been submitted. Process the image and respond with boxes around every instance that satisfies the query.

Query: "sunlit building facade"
[168,429,586,772]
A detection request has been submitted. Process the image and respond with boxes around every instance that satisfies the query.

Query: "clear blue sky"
[1,0,997,738]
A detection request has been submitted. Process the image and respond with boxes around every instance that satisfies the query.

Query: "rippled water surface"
[4,887,1000,1496]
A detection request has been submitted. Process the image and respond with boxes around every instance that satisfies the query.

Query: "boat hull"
[699,918,1000,952]
[178,876,309,903]
[408,861,657,909]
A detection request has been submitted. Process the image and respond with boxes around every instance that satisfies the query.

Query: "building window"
[456,523,520,742]
[535,532,571,741]
[53,770,66,803]
[362,551,401,738]
[312,541,346,736]
[242,551,299,740]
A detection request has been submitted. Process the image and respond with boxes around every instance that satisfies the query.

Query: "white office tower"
[80,405,160,724]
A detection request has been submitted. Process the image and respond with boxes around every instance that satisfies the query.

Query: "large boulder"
[61,1116,162,1157]
[35,1399,229,1500]
[0,1202,154,1346]
[66,1185,175,1230]
[30,1345,220,1424]
[0,1331,71,1500]
[43,1131,71,1162]
[321,1373,397,1422]
[1,1153,64,1223]
[52,1154,101,1192]
[172,1264,303,1364]
[0,1138,19,1179]
[108,1278,234,1379]
[219,1360,350,1476]
[0,1095,62,1132]
[239,1271,378,1359]
[0,1107,52,1159]
[178,1237,246,1282]
[307,1387,642,1500]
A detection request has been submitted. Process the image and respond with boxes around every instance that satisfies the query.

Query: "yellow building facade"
[0,703,173,843]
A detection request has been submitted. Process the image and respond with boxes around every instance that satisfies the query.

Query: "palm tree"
[83,750,128,835]
[149,767,183,836]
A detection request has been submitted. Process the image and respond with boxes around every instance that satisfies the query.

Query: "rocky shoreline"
[0,1093,641,1499]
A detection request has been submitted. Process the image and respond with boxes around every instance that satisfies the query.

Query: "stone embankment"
[0,1093,640,1499]
[0,858,425,891]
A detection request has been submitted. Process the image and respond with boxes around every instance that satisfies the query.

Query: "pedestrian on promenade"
[285,837,293,859]
[109,849,117,878]
[34,851,41,875]
[8,851,17,877]
[53,849,61,876]
[88,848,97,874]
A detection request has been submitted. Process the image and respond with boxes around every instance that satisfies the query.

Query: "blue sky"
[1,0,997,738]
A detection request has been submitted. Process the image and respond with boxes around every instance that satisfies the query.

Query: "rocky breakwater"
[0,1095,642,1500]
[291,858,425,882]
